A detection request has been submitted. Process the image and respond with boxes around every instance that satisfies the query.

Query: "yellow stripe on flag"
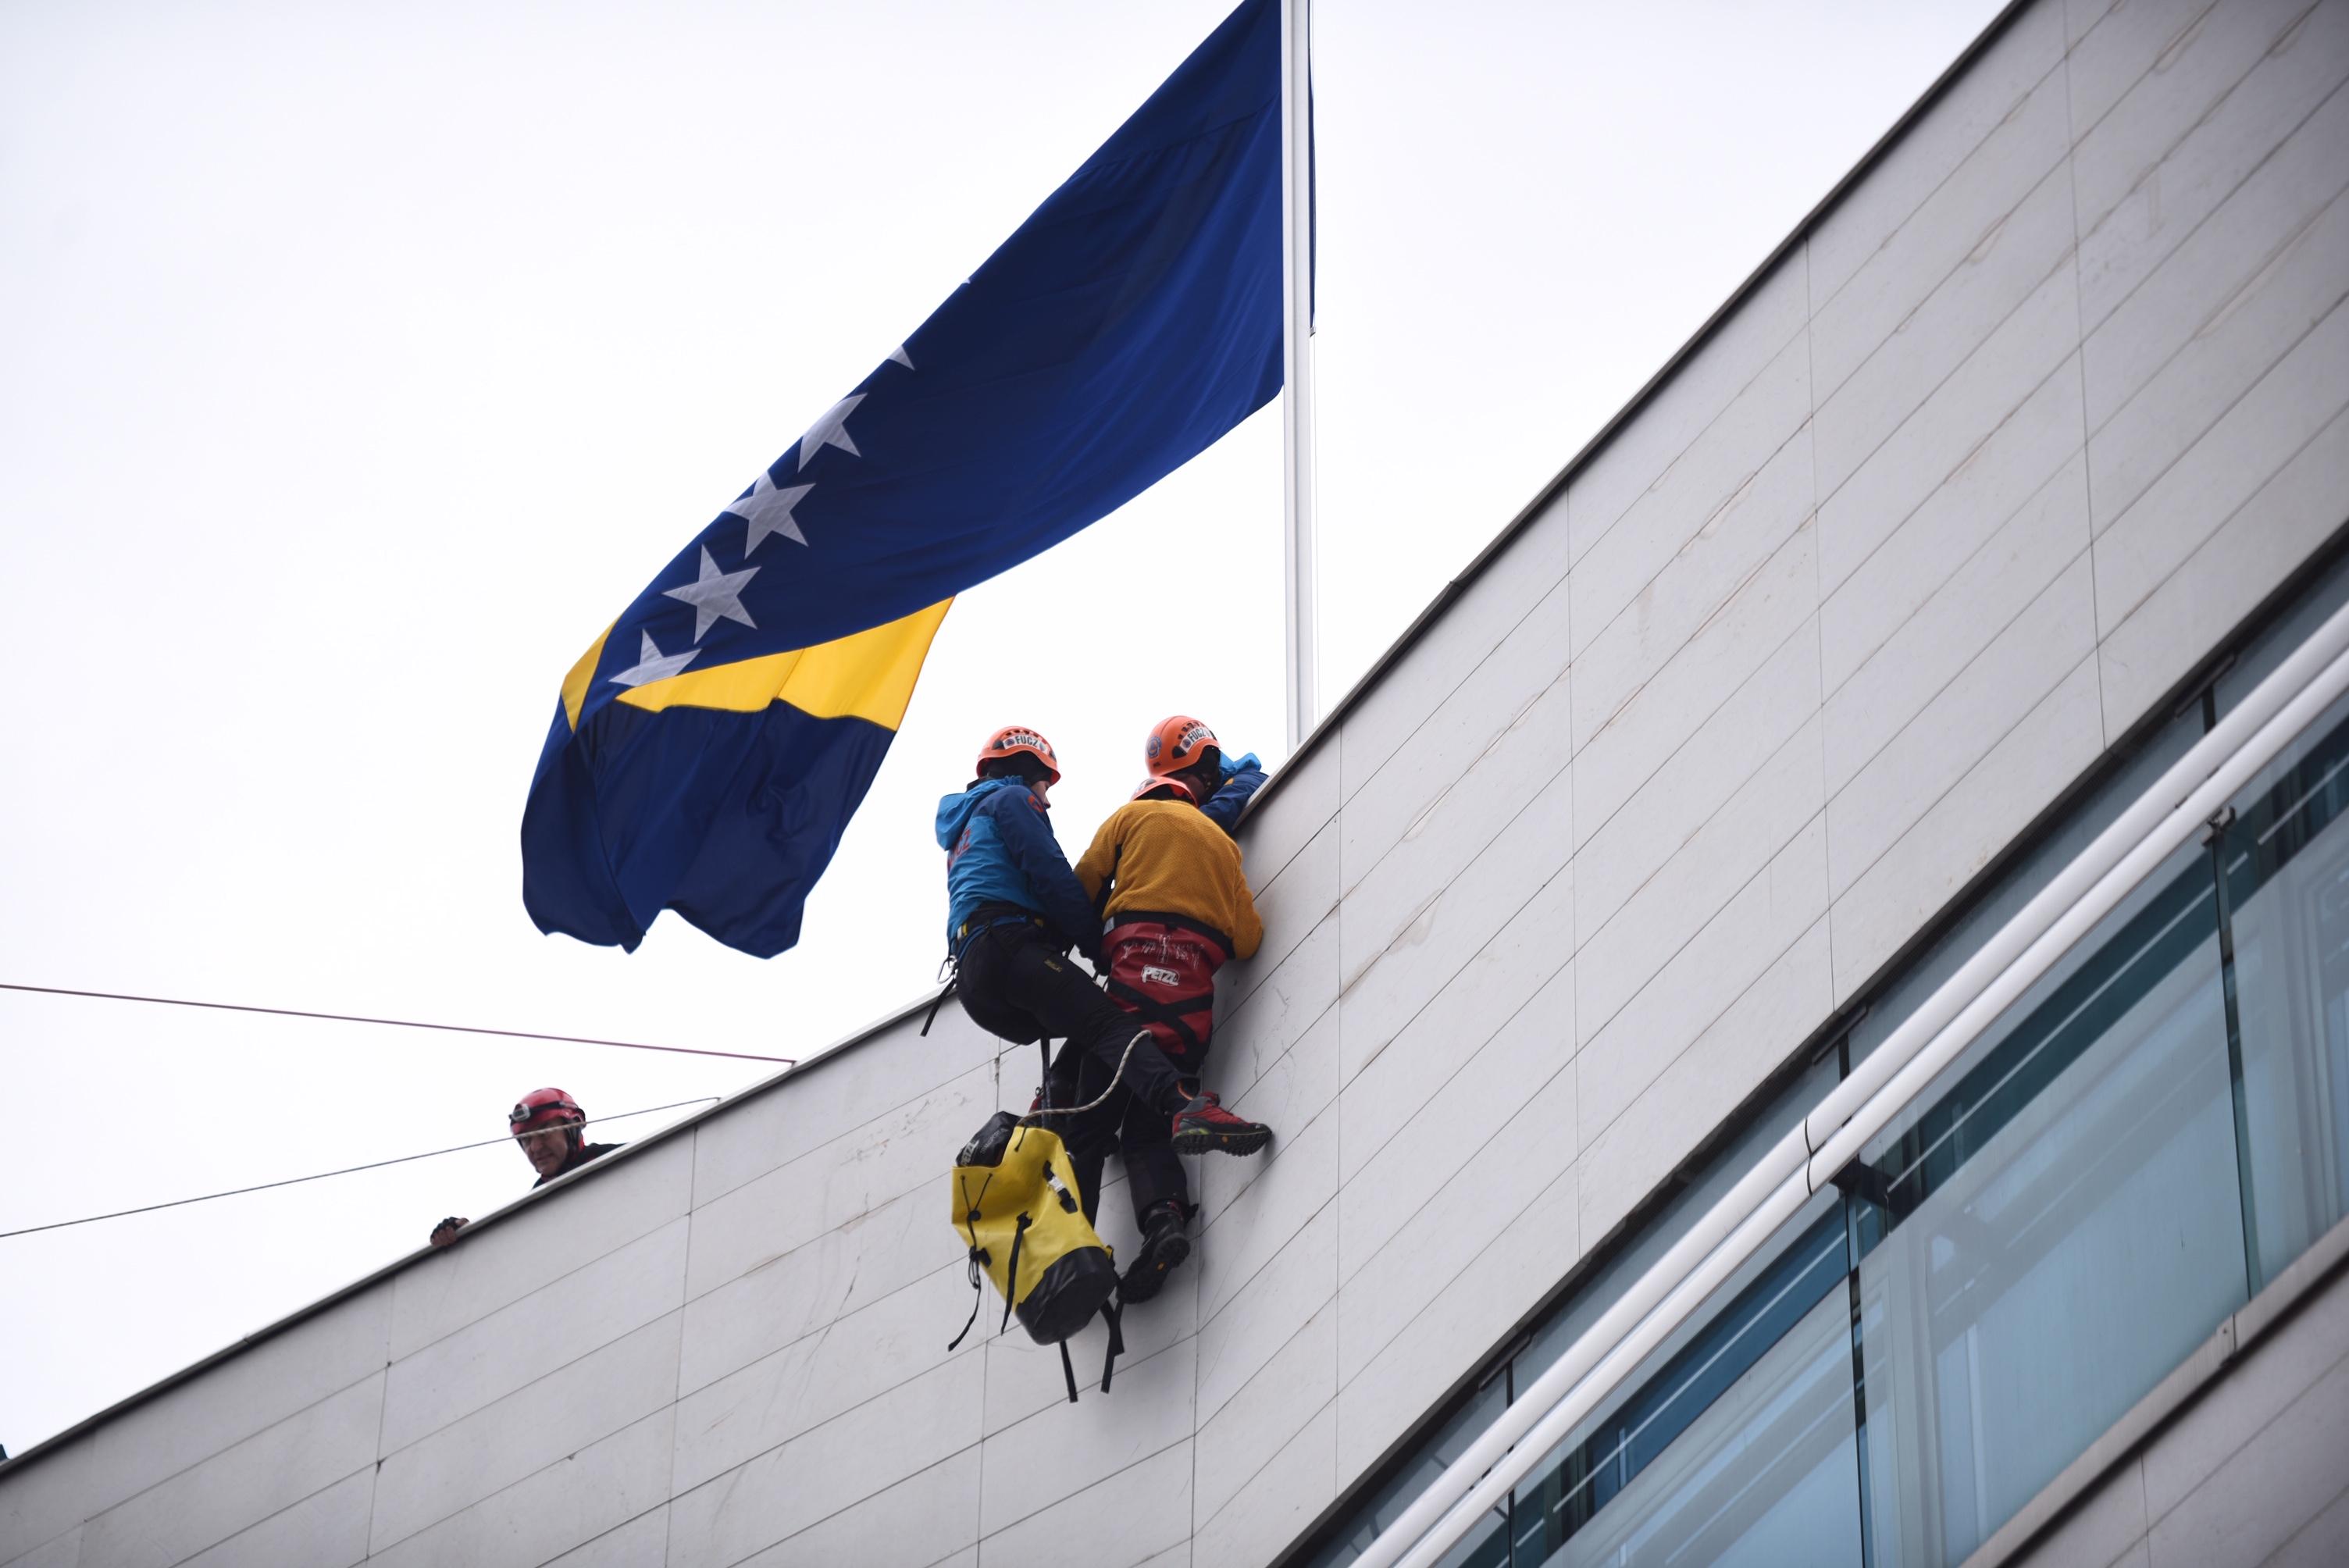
[615,599,951,730]
[559,623,615,731]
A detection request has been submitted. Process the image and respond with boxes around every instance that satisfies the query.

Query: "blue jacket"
[1202,761,1268,838]
[936,779,1100,958]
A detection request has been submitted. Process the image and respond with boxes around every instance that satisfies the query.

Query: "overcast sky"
[0,0,2001,1453]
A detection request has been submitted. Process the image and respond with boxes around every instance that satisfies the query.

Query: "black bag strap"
[920,972,958,1036]
[1058,1339,1081,1405]
[1099,1300,1125,1394]
[998,1213,1032,1335]
[945,1171,994,1352]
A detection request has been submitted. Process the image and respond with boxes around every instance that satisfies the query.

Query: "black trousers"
[1046,1032,1199,1228]
[955,923,1191,1224]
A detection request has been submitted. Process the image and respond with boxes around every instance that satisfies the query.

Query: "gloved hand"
[1218,750,1261,782]
[430,1216,471,1247]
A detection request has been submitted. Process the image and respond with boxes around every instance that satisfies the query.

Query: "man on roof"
[936,725,1272,1224]
[1060,715,1269,1303]
[426,1087,622,1246]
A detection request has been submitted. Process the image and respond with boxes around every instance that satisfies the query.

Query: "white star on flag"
[887,344,914,369]
[663,546,759,641]
[607,630,700,687]
[727,471,814,554]
[797,394,864,469]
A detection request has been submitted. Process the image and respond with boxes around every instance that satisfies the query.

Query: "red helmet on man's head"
[975,725,1061,784]
[1132,776,1199,804]
[510,1087,585,1139]
[1144,715,1219,779]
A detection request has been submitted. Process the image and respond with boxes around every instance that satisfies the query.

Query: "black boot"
[1120,1200,1192,1304]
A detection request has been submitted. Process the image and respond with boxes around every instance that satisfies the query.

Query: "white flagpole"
[1281,0,1318,750]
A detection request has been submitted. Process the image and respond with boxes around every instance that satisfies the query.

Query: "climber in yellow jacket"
[1062,715,1271,1303]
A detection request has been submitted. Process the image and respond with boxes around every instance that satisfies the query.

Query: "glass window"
[1852,839,2244,1566]
[2219,690,2349,1288]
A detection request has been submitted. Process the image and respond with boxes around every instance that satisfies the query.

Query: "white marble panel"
[1338,1048,1581,1386]
[373,1312,680,1552]
[1338,765,1571,1085]
[176,1469,372,1568]
[1826,460,2091,796]
[0,1438,93,1565]
[368,1408,674,1568]
[1809,0,2065,307]
[1814,162,2076,503]
[685,1058,998,1300]
[672,1264,969,1492]
[677,1178,938,1397]
[2072,0,2319,239]
[1,1529,77,1568]
[543,1506,670,1568]
[1196,1303,1337,1526]
[691,1010,996,1209]
[1818,263,2080,597]
[2098,404,2349,734]
[2093,171,2349,529]
[1193,1402,1338,1568]
[1196,1203,1338,1426]
[83,1292,390,1523]
[1210,911,1338,1110]
[736,1448,982,1568]
[667,1352,985,1568]
[1339,667,1572,988]
[1338,871,1574,1192]
[1568,255,1810,566]
[381,1215,687,1454]
[1820,359,2086,699]
[1574,523,1817,850]
[1241,737,1341,895]
[2147,1354,2349,1566]
[1577,818,1828,1139]
[1813,77,2072,412]
[1570,333,1811,665]
[1338,493,1574,804]
[1196,1110,1338,1327]
[1577,718,1824,1043]
[982,1294,1195,1441]
[1577,625,1818,950]
[1340,959,1577,1287]
[1342,572,1570,898]
[78,1375,381,1568]
[977,1338,1196,1539]
[1335,1161,1579,1485]
[1573,425,1814,759]
[389,1133,691,1360]
[1198,1003,1340,1229]
[2079,4,2349,365]
[1830,654,2105,998]
[2066,0,2219,134]
[1227,816,1339,1016]
[2094,296,2349,620]
[1827,554,2097,899]
[1577,921,1834,1242]
[978,1441,1192,1568]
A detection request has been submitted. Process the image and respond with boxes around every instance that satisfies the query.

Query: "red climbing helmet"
[975,725,1061,785]
[1132,776,1199,804]
[1144,715,1219,779]
[509,1087,586,1140]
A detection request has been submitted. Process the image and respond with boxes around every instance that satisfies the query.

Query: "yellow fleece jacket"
[1075,799,1263,960]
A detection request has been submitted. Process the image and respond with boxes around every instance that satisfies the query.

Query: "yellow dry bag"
[947,1110,1125,1401]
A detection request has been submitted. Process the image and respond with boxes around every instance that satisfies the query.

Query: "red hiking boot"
[1170,1092,1271,1157]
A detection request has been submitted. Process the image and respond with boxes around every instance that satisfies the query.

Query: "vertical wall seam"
[1801,234,1838,1003]
[2058,8,2109,750]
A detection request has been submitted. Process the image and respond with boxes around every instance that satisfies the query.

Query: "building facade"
[5,0,2348,1561]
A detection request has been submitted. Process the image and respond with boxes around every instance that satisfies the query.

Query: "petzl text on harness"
[947,1110,1124,1402]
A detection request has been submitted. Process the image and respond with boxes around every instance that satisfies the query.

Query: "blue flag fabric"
[522,0,1285,957]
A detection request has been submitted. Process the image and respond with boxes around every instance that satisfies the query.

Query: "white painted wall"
[5,0,2346,1560]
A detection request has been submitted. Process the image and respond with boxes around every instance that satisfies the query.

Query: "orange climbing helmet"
[1143,715,1219,779]
[976,725,1061,784]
